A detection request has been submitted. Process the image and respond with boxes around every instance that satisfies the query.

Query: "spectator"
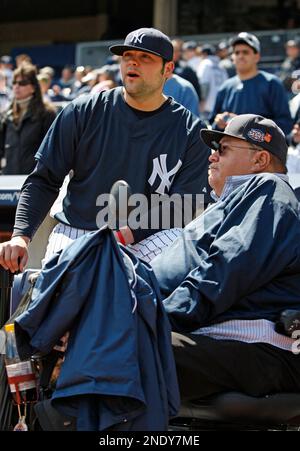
[279,38,300,96]
[164,73,200,116]
[152,114,300,400]
[70,66,87,97]
[58,65,75,91]
[210,32,293,135]
[37,72,52,103]
[15,53,32,68]
[0,55,14,87]
[0,63,56,175]
[39,66,55,84]
[105,58,122,85]
[91,79,116,94]
[197,44,228,119]
[95,65,117,83]
[39,67,56,99]
[181,40,201,73]
[172,39,201,101]
[91,66,117,94]
[216,40,236,78]
[77,70,98,95]
[48,84,70,103]
[286,94,300,172]
[0,69,12,114]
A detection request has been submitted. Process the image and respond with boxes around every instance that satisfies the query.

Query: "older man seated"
[152,114,300,401]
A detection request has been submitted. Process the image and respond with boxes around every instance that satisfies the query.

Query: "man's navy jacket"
[15,229,180,431]
[152,174,300,332]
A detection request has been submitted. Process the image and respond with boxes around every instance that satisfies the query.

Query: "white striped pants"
[43,223,182,265]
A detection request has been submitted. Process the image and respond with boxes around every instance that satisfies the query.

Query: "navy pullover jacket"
[152,174,300,332]
[210,71,293,135]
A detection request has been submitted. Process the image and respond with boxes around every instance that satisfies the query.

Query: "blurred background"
[1,0,300,73]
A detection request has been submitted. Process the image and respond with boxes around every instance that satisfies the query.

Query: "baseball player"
[0,27,210,272]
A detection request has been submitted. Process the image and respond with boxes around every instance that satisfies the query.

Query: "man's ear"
[252,150,270,172]
[254,52,261,64]
[164,61,174,79]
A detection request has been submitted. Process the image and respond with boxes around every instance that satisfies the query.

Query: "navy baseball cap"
[110,27,174,61]
[286,38,300,48]
[217,40,228,51]
[200,114,288,165]
[201,44,216,55]
[182,40,198,51]
[230,32,261,53]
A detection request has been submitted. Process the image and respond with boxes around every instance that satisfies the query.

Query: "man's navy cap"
[286,38,300,48]
[200,114,288,165]
[201,44,216,55]
[110,27,174,61]
[182,40,198,51]
[217,40,228,51]
[230,32,261,53]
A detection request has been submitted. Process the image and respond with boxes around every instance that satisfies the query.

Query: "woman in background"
[0,63,56,175]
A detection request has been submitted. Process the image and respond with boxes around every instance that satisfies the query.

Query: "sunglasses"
[12,80,31,86]
[214,143,259,156]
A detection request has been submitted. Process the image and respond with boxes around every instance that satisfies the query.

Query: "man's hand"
[113,226,134,245]
[214,112,236,130]
[0,236,30,273]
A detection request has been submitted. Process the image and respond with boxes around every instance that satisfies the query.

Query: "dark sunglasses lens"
[13,80,30,86]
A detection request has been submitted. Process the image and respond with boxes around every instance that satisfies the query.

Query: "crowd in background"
[2,32,300,175]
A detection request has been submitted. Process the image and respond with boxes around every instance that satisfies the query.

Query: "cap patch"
[247,128,266,142]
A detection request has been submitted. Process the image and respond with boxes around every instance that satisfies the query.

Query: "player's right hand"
[0,236,30,273]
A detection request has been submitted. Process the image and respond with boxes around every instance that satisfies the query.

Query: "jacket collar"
[211,173,289,202]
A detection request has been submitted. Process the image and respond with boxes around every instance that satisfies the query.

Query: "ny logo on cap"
[130,31,146,44]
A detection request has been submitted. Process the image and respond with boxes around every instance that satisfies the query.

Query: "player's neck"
[237,67,258,81]
[123,88,167,111]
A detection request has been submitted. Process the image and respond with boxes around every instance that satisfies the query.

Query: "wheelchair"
[2,175,300,432]
[1,267,300,432]
[170,392,300,431]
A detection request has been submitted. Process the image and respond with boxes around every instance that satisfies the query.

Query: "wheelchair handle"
[0,267,14,288]
[0,267,14,328]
